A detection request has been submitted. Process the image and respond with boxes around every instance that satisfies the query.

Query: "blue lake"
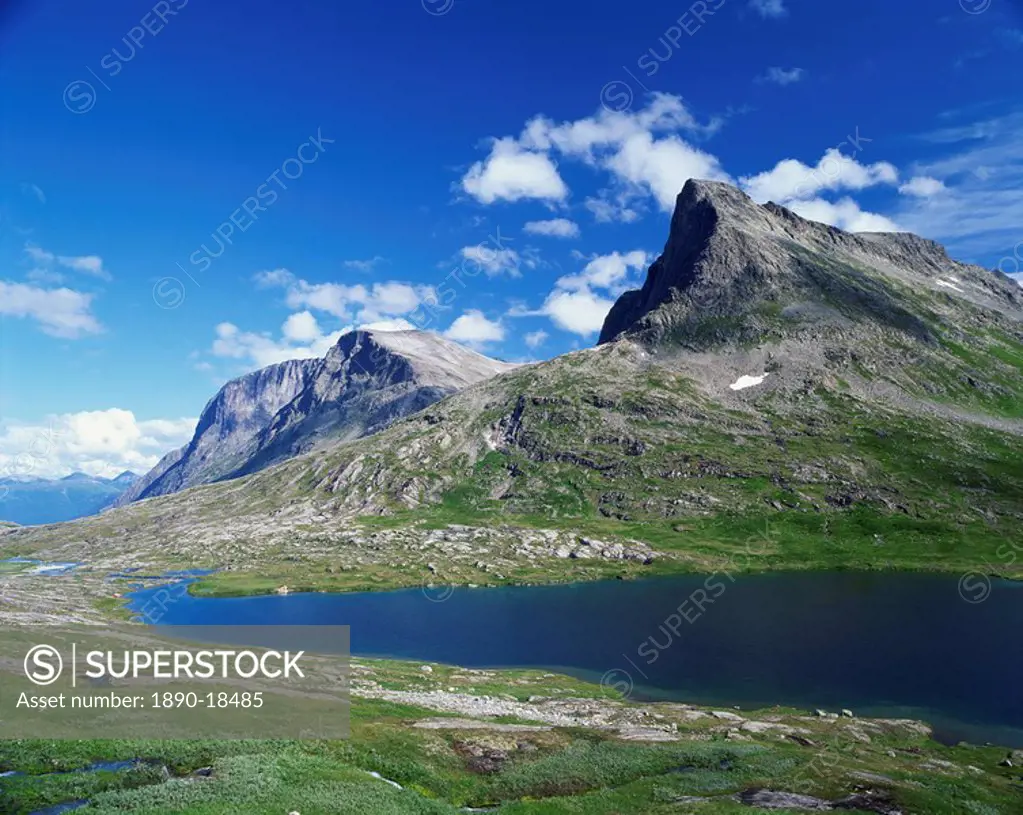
[128,571,1023,748]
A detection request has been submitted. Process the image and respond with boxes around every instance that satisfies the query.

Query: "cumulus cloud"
[514,250,650,337]
[740,148,899,204]
[757,67,804,85]
[443,310,505,346]
[463,94,728,217]
[555,250,650,294]
[211,318,347,370]
[603,131,727,212]
[538,289,618,336]
[898,176,947,197]
[737,148,902,233]
[360,318,417,332]
[0,409,196,479]
[749,0,787,17]
[255,268,437,323]
[523,218,580,238]
[461,138,569,204]
[218,270,441,370]
[786,197,902,233]
[281,311,322,343]
[0,281,103,338]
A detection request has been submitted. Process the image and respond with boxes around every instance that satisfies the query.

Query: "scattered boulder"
[736,788,902,813]
[737,789,832,810]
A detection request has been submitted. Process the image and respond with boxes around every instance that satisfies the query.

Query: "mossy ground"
[1,661,1020,814]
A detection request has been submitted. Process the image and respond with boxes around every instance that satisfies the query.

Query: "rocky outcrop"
[116,331,514,505]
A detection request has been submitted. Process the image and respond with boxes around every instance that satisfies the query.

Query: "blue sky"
[1,0,1022,477]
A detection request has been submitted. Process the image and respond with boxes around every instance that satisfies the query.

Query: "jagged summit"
[116,328,514,506]
[599,179,1021,346]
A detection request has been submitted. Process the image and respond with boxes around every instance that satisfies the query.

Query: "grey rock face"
[599,179,1023,346]
[116,331,513,505]
[235,330,515,478]
[114,358,316,505]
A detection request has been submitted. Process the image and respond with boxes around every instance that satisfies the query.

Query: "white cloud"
[256,269,437,323]
[25,244,110,281]
[443,310,505,346]
[464,94,727,218]
[521,93,722,158]
[281,311,321,343]
[898,176,946,197]
[218,270,443,371]
[0,281,103,338]
[604,131,729,212]
[254,268,295,288]
[459,245,524,277]
[556,250,650,294]
[523,218,580,238]
[359,318,417,332]
[539,289,617,336]
[0,409,196,480]
[1009,272,1023,288]
[740,148,899,203]
[461,138,569,204]
[343,256,386,272]
[516,249,650,337]
[786,197,902,233]
[524,330,548,349]
[749,0,787,17]
[758,67,804,86]
[211,318,347,370]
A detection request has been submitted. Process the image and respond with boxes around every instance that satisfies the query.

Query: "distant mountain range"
[0,471,138,526]
[115,330,515,506]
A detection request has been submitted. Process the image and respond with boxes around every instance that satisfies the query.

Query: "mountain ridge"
[0,471,138,526]
[599,179,1022,346]
[6,181,1022,593]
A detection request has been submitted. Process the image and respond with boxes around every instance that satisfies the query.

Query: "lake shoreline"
[126,570,1023,750]
[182,557,1022,599]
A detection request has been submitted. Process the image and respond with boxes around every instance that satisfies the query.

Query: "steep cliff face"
[114,358,317,505]
[116,330,514,505]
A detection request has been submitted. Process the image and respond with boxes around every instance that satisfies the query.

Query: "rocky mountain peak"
[115,329,514,506]
[599,179,1022,347]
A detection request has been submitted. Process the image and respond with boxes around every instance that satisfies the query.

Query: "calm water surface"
[129,571,1023,747]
